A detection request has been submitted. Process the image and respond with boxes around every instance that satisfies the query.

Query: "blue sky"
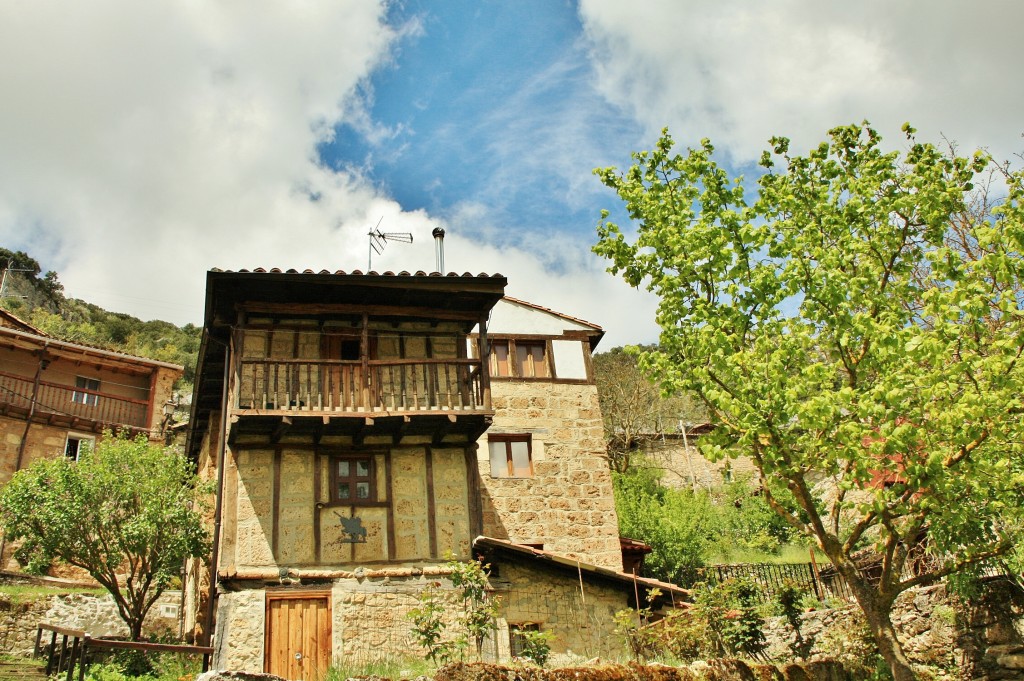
[1,1,1022,346]
[324,0,640,251]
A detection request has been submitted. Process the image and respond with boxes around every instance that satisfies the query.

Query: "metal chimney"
[432,227,446,273]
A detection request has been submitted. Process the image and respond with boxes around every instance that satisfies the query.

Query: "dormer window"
[489,340,549,379]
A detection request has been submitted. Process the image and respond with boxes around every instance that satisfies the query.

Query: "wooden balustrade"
[0,370,150,429]
[237,358,487,413]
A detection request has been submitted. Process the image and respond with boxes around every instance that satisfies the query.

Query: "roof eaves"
[0,325,184,372]
[473,536,689,600]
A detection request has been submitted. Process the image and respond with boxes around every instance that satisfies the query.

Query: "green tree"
[0,432,210,640]
[594,122,1024,680]
[613,467,714,585]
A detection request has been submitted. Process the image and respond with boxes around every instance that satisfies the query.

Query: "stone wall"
[489,558,630,661]
[0,416,71,487]
[0,588,184,656]
[643,437,760,491]
[480,382,622,571]
[763,579,1024,679]
[212,559,635,674]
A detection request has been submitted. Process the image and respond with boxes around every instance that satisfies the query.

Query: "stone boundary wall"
[0,589,183,656]
[762,579,1024,679]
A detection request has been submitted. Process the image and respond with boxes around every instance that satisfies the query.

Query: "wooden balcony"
[0,370,150,431]
[230,358,492,444]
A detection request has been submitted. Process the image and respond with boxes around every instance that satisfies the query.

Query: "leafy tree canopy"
[0,431,211,640]
[594,122,1024,680]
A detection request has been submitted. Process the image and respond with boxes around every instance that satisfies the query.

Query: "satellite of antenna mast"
[367,217,413,271]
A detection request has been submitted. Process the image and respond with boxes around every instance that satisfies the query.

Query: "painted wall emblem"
[334,512,368,544]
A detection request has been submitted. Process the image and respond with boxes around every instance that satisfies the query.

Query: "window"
[509,623,541,658]
[489,435,532,478]
[515,342,548,378]
[64,435,94,461]
[490,340,511,377]
[71,376,100,406]
[489,340,549,378]
[331,456,375,502]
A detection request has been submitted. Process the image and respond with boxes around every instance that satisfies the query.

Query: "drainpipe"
[203,340,231,647]
[432,227,445,273]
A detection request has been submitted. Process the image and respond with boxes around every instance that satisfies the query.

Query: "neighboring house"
[0,309,183,567]
[185,269,685,680]
[642,426,762,491]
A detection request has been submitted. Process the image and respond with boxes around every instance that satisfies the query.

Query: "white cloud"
[580,0,1024,163]
[0,0,402,322]
[443,203,659,349]
[0,1,653,349]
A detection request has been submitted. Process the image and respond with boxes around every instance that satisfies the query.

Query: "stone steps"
[0,659,48,681]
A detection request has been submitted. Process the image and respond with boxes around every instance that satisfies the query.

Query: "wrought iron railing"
[237,358,488,413]
[0,370,150,429]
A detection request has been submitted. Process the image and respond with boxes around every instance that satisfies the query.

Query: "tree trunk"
[848,581,917,681]
[129,615,144,642]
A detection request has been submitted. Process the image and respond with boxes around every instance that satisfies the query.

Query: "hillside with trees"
[0,248,201,393]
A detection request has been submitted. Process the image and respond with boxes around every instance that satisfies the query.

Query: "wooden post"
[809,547,824,600]
[478,315,491,410]
[78,635,90,681]
[361,314,370,409]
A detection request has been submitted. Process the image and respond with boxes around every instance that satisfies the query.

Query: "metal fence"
[696,562,854,603]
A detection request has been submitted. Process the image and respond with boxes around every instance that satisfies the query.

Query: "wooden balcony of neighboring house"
[227,354,493,445]
[0,369,150,433]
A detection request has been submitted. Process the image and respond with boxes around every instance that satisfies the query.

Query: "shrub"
[694,577,768,659]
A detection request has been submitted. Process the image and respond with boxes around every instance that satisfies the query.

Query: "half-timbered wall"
[218,437,476,571]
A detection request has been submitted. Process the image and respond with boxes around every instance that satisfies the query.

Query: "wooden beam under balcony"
[271,416,292,444]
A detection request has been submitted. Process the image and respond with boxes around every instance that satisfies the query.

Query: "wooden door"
[322,334,370,410]
[265,592,331,681]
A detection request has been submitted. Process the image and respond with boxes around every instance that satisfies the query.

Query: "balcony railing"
[0,370,150,430]
[237,358,488,413]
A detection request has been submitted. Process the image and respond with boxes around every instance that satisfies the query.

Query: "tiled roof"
[0,324,184,371]
[211,267,503,278]
[474,536,690,602]
[0,308,47,336]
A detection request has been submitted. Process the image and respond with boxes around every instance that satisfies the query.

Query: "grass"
[0,583,106,605]
[707,542,831,566]
[323,656,437,680]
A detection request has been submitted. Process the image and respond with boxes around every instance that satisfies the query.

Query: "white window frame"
[71,376,100,407]
[64,433,95,461]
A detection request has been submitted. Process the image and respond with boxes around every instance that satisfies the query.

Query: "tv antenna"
[367,217,413,271]
[0,259,34,299]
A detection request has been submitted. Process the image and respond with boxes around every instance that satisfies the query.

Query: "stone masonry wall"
[480,382,622,571]
[763,580,1024,679]
[213,561,633,673]
[0,588,183,656]
[647,440,761,491]
[489,559,629,662]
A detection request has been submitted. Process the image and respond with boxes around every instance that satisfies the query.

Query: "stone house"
[642,426,762,491]
[0,309,183,568]
[185,269,685,680]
